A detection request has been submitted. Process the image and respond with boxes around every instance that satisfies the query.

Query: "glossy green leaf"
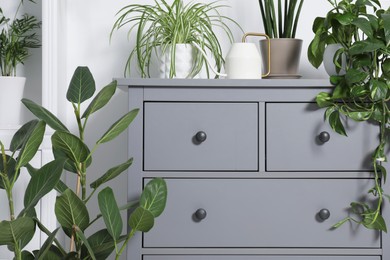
[35,228,59,260]
[335,12,355,25]
[129,207,154,232]
[98,187,122,241]
[382,59,390,79]
[26,163,68,194]
[307,30,326,68]
[16,120,46,169]
[0,155,19,189]
[36,246,64,260]
[90,158,133,189]
[328,109,347,136]
[363,213,387,232]
[66,66,96,104]
[97,108,139,144]
[22,99,69,132]
[347,111,371,121]
[81,229,116,260]
[82,81,117,119]
[21,251,35,260]
[0,217,35,248]
[345,69,368,85]
[74,226,97,260]
[9,119,39,152]
[55,189,90,232]
[24,159,65,212]
[52,131,90,164]
[140,178,167,218]
[382,14,390,46]
[352,17,373,39]
[52,146,92,174]
[370,79,388,101]
[349,39,385,55]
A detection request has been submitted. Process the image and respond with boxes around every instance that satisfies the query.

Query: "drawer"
[143,102,258,171]
[266,103,378,171]
[144,179,380,248]
[144,256,380,260]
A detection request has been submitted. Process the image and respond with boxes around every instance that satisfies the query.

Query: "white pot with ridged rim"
[0,76,26,127]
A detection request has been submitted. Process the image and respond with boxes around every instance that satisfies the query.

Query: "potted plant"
[0,66,167,259]
[308,0,390,232]
[110,0,241,79]
[257,0,304,78]
[0,0,40,126]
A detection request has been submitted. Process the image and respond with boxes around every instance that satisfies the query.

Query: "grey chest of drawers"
[118,78,390,260]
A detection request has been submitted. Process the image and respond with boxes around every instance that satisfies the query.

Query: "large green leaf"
[0,217,35,248]
[90,158,133,189]
[82,81,117,119]
[352,17,373,39]
[66,66,96,104]
[81,229,116,260]
[326,108,347,136]
[22,99,69,132]
[370,79,388,101]
[382,14,390,46]
[16,120,46,169]
[129,207,154,232]
[9,119,39,152]
[345,68,368,85]
[26,163,69,194]
[74,226,96,260]
[96,109,139,144]
[140,178,167,218]
[52,146,92,174]
[98,187,123,241]
[52,131,90,165]
[24,159,65,212]
[363,212,387,232]
[35,228,60,260]
[0,155,19,189]
[349,39,385,55]
[55,189,90,233]
[21,251,35,260]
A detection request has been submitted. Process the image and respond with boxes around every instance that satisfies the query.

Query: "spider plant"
[258,0,304,38]
[0,0,41,76]
[111,0,241,78]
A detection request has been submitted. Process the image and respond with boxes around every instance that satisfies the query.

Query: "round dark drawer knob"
[195,131,207,143]
[318,131,330,143]
[318,208,331,220]
[195,208,207,220]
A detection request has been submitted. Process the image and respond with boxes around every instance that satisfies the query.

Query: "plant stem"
[6,187,15,220]
[116,229,136,260]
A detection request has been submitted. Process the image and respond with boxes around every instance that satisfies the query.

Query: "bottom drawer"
[144,256,380,260]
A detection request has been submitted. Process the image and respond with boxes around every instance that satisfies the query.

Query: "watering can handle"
[191,42,227,77]
[242,32,271,78]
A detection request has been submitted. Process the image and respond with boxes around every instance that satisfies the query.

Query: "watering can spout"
[192,32,271,79]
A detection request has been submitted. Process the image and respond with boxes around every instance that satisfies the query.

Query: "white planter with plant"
[111,0,241,79]
[258,0,304,78]
[0,0,40,126]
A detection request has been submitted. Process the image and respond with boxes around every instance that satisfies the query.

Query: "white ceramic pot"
[323,43,346,76]
[158,44,196,78]
[0,76,26,127]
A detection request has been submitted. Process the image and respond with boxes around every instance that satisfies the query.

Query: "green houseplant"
[257,0,305,77]
[0,66,167,259]
[308,0,390,232]
[110,0,241,78]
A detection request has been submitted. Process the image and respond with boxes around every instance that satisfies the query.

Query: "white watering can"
[193,32,271,79]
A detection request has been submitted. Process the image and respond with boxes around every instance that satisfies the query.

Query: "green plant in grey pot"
[111,0,241,78]
[257,0,304,77]
[309,0,390,232]
[0,66,167,259]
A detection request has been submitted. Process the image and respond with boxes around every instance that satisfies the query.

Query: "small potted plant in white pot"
[111,0,242,79]
[0,0,40,126]
[258,0,304,78]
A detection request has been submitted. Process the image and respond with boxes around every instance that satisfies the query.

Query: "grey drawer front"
[266,103,378,171]
[144,179,380,248]
[144,256,380,260]
[144,102,258,171]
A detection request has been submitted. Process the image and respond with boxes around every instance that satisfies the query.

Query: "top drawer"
[266,103,378,171]
[143,102,258,171]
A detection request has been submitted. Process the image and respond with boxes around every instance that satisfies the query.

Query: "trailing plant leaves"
[81,81,117,119]
[22,99,69,132]
[16,120,46,169]
[363,213,387,232]
[24,159,65,212]
[74,226,97,260]
[55,189,90,234]
[377,165,387,184]
[9,119,39,152]
[370,79,388,101]
[335,12,355,25]
[0,155,19,189]
[98,187,123,241]
[129,207,154,232]
[90,158,133,189]
[345,69,368,85]
[96,108,139,144]
[52,131,90,165]
[35,228,59,260]
[352,17,373,39]
[382,59,390,79]
[140,178,167,217]
[382,14,390,46]
[0,217,35,248]
[347,111,371,121]
[349,39,385,55]
[66,66,96,104]
[326,107,347,136]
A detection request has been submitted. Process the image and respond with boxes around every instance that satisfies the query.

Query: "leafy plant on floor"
[0,0,41,76]
[309,0,390,232]
[0,66,167,259]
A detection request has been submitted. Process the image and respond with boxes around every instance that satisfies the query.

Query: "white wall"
[57,0,390,257]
